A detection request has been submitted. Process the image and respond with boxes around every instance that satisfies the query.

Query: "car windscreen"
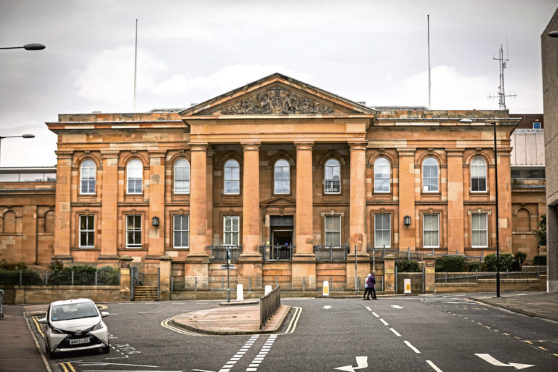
[50,302,99,321]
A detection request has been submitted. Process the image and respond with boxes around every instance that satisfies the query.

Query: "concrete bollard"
[237,284,244,301]
[264,285,272,295]
[404,278,412,294]
[323,280,329,296]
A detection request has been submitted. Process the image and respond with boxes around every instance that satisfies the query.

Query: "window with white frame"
[224,159,240,195]
[374,214,391,248]
[126,215,142,248]
[79,215,94,248]
[126,159,143,194]
[471,157,487,192]
[223,216,239,246]
[173,214,189,248]
[324,158,341,194]
[374,157,390,193]
[471,213,488,247]
[422,157,439,192]
[423,213,439,248]
[80,159,96,194]
[174,158,190,194]
[274,159,290,194]
[324,215,341,246]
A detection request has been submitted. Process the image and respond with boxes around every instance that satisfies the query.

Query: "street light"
[489,121,501,297]
[0,43,45,50]
[0,134,35,166]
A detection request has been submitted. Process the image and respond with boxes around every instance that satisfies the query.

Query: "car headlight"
[50,327,65,334]
[92,322,104,331]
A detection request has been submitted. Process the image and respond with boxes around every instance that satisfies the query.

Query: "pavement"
[1,291,557,372]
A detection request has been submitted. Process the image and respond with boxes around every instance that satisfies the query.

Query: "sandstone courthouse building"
[1,73,539,289]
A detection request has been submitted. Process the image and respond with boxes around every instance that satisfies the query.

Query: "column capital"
[446,148,465,157]
[55,151,73,159]
[348,141,367,151]
[190,143,208,152]
[100,150,120,159]
[149,151,166,158]
[241,142,261,151]
[397,148,416,157]
[294,141,314,151]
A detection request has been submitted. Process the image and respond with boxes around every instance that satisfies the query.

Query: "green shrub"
[0,259,27,271]
[484,253,514,272]
[533,255,547,266]
[435,256,465,272]
[0,270,43,285]
[533,215,546,247]
[97,266,120,285]
[395,259,420,272]
[467,262,482,272]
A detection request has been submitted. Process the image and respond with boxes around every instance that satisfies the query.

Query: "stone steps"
[133,285,159,301]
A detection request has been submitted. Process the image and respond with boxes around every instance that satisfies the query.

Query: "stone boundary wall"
[1,285,120,304]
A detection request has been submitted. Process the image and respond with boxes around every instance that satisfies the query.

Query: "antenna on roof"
[489,44,516,110]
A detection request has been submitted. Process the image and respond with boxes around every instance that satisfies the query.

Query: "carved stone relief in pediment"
[221,86,334,115]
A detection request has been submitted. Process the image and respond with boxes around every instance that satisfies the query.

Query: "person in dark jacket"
[367,273,377,300]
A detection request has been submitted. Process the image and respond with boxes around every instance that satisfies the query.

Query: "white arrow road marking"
[335,356,368,372]
[391,305,404,309]
[323,305,333,309]
[475,354,534,370]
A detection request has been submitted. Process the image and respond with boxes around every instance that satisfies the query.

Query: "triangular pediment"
[180,73,374,117]
[260,195,296,207]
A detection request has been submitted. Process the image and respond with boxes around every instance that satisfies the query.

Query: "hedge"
[484,253,514,272]
[435,256,466,272]
[395,259,421,272]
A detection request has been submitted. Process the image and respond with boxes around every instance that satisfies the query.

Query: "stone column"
[398,149,416,250]
[496,149,513,253]
[119,256,133,301]
[53,151,73,262]
[292,142,316,289]
[423,255,436,293]
[241,143,262,258]
[22,205,37,264]
[147,152,166,259]
[100,151,119,261]
[186,144,209,288]
[447,149,464,254]
[383,254,396,294]
[349,142,367,254]
[159,255,172,300]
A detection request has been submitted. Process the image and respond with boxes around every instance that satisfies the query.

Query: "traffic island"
[171,304,291,335]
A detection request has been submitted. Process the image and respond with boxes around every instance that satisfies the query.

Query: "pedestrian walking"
[363,273,371,300]
[367,272,377,300]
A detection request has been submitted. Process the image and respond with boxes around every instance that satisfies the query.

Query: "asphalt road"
[28,294,558,372]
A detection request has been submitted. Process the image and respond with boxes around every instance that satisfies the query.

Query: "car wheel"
[101,343,110,354]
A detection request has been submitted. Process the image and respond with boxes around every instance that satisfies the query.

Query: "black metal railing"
[314,245,350,261]
[367,247,485,262]
[260,286,281,330]
[260,245,295,261]
[208,245,242,263]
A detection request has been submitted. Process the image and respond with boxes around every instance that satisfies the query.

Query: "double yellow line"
[58,362,76,372]
[32,316,44,338]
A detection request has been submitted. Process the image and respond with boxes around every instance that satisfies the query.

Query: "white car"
[39,298,110,357]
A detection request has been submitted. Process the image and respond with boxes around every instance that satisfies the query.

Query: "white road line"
[218,335,259,372]
[372,312,379,318]
[245,334,277,371]
[426,360,443,372]
[366,306,371,311]
[389,328,401,337]
[380,318,389,326]
[404,341,421,354]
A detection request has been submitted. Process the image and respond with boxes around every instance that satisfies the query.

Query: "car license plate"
[69,337,90,345]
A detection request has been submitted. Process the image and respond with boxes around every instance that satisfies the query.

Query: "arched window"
[44,210,54,233]
[422,157,439,192]
[3,211,16,233]
[80,159,96,194]
[274,159,290,194]
[174,158,190,194]
[516,209,531,232]
[126,159,143,194]
[324,159,341,194]
[224,159,240,194]
[374,157,390,193]
[471,157,487,192]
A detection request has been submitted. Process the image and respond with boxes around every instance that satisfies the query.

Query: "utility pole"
[490,45,516,110]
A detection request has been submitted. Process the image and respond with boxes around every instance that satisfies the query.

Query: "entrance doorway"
[269,215,293,260]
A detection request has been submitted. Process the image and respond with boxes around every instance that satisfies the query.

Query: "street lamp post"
[491,121,501,297]
[0,134,35,166]
[0,43,45,50]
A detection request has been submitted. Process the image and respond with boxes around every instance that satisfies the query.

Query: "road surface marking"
[365,306,371,311]
[391,305,404,309]
[426,360,443,372]
[380,319,389,326]
[244,334,277,371]
[284,307,302,334]
[475,353,534,369]
[323,305,333,310]
[335,356,368,372]
[25,316,53,372]
[32,316,45,338]
[538,346,548,351]
[218,335,259,372]
[372,312,379,318]
[160,317,205,336]
[404,341,421,354]
[389,328,401,337]
[524,340,533,344]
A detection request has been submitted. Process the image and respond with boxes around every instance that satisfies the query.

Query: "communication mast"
[490,44,516,110]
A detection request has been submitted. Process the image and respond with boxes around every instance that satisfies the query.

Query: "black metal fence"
[260,286,281,329]
[260,245,295,261]
[368,247,484,262]
[314,246,350,261]
[0,269,120,286]
[209,246,242,262]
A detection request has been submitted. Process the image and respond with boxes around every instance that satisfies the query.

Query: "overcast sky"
[0,0,556,167]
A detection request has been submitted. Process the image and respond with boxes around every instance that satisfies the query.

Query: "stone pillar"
[548,205,558,292]
[398,149,416,250]
[186,144,209,288]
[147,152,166,259]
[383,255,396,294]
[100,151,119,261]
[22,205,37,264]
[349,142,367,254]
[447,150,464,254]
[496,149,513,254]
[159,255,172,300]
[53,151,73,262]
[292,142,316,289]
[119,256,133,301]
[424,255,436,293]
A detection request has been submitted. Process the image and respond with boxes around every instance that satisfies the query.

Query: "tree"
[533,214,547,247]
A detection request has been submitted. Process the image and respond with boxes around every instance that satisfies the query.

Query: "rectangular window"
[223,216,240,246]
[126,215,142,248]
[374,214,391,248]
[79,215,94,248]
[472,213,488,248]
[173,215,189,248]
[324,215,341,246]
[423,214,439,248]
